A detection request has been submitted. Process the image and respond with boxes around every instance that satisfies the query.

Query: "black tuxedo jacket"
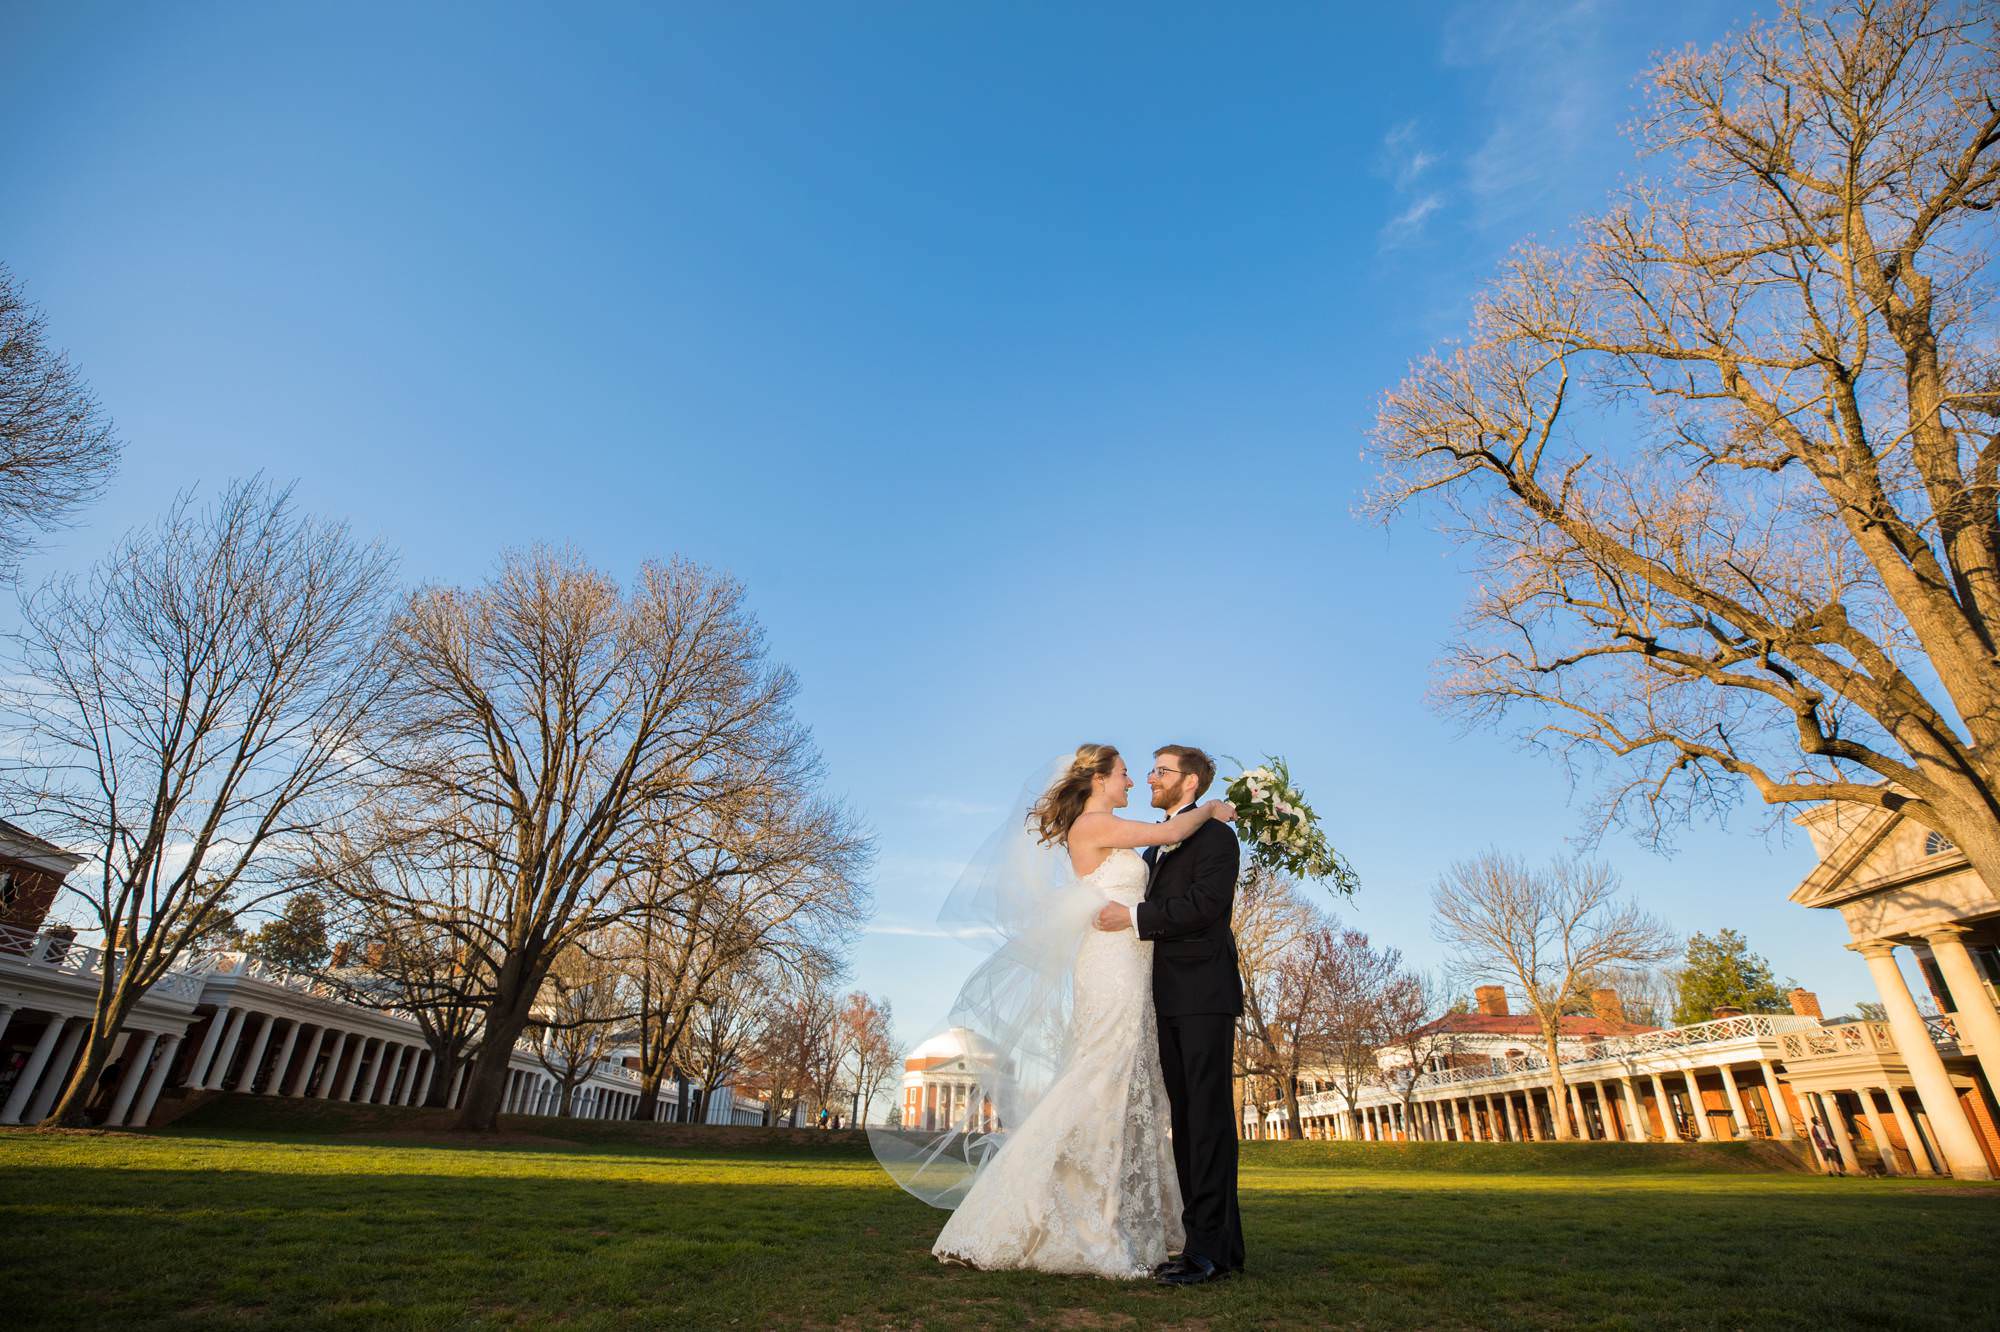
[1136,806,1243,1019]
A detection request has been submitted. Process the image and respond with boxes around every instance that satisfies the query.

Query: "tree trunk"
[1543,1032,1571,1141]
[633,1067,664,1121]
[453,967,538,1131]
[40,1024,122,1128]
[1283,1075,1305,1142]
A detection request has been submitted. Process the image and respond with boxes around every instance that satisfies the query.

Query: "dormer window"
[0,870,14,909]
[1924,830,1955,856]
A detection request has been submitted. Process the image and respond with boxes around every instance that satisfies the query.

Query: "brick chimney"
[1711,1003,1745,1019]
[1591,987,1626,1024]
[1789,988,1822,1019]
[1474,985,1509,1017]
[363,939,387,967]
[330,939,352,969]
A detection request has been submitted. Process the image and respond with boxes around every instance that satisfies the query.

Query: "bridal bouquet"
[1225,757,1359,897]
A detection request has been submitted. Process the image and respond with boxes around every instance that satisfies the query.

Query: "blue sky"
[4,1,1890,1041]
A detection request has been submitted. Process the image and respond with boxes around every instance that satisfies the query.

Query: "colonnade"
[1289,1057,1803,1146]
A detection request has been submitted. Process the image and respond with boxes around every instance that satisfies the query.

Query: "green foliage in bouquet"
[1223,756,1358,897]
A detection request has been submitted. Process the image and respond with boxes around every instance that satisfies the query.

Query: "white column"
[338,1037,373,1100]
[0,1004,13,1044]
[448,1060,467,1107]
[1854,941,1992,1179]
[381,1045,410,1105]
[2,1016,71,1123]
[265,1021,302,1096]
[1503,1092,1521,1141]
[1925,928,2000,1101]
[1565,1083,1586,1139]
[1685,1070,1716,1140]
[106,1031,161,1126]
[1717,1064,1751,1138]
[1758,1060,1796,1139]
[1619,1078,1646,1142]
[1882,1085,1937,1177]
[1856,1087,1899,1174]
[232,1014,275,1093]
[401,1051,427,1105]
[288,1028,327,1097]
[23,1019,89,1123]
[1822,1092,1863,1173]
[1647,1073,1678,1141]
[129,1034,182,1127]
[184,1007,231,1090]
[202,1008,250,1089]
[317,1033,352,1098]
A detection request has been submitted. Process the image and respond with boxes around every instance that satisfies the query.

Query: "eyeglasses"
[1148,767,1186,779]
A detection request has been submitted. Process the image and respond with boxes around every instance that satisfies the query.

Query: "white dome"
[906,1026,998,1063]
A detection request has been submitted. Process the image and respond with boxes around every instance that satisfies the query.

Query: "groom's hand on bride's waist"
[1093,902,1132,932]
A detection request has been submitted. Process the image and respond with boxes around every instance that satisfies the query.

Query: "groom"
[1093,744,1245,1286]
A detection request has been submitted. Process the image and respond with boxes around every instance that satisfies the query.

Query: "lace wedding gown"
[932,847,1185,1279]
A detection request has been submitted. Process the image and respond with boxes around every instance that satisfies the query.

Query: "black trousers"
[1156,1011,1244,1270]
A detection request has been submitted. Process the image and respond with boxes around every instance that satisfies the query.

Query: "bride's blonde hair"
[1029,743,1120,846]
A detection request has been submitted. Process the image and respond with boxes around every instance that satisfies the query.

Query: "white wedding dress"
[931,847,1185,1279]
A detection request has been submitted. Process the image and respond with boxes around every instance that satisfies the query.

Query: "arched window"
[1924,830,1955,856]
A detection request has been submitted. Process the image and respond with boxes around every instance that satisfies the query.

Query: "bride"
[874,744,1235,1280]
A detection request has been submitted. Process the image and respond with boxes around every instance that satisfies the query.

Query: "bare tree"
[625,787,867,1121]
[1432,852,1675,1139]
[678,960,768,1126]
[1377,970,1461,1140]
[3,479,392,1125]
[529,941,632,1117]
[376,546,817,1131]
[0,265,120,575]
[1229,865,1319,1137]
[308,808,507,1107]
[1368,1,2000,869]
[838,991,900,1128]
[1316,928,1404,1142]
[752,963,842,1128]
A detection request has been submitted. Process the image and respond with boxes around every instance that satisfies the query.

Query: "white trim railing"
[0,922,207,1002]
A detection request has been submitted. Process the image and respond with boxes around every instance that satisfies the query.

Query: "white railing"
[0,922,207,1003]
[1777,1016,1960,1061]
[1290,1012,1834,1114]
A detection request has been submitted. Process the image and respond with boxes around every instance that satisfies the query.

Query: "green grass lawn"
[3,1100,1995,1330]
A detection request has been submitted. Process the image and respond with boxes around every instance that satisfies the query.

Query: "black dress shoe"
[1150,1255,1186,1279]
[1156,1253,1219,1286]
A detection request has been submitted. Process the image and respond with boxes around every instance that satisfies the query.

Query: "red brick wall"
[0,857,66,937]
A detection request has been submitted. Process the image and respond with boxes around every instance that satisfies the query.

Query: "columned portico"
[1852,942,1991,1179]
[1924,927,2000,1099]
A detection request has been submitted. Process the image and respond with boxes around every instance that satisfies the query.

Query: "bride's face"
[1095,757,1133,808]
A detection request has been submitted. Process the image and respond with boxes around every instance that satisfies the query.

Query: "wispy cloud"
[1378,121,1447,250]
[1442,0,1625,229]
[865,920,994,941]
[912,795,1000,819]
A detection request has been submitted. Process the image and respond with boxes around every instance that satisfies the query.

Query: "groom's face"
[1148,757,1196,812]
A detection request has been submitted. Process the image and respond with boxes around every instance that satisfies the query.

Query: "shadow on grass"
[2,1134,1996,1331]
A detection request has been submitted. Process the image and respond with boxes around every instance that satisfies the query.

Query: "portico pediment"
[1788,803,1977,908]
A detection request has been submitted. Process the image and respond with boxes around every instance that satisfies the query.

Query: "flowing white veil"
[869,755,1107,1209]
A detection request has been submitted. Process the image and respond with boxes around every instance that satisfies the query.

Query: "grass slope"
[2,1104,1993,1330]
